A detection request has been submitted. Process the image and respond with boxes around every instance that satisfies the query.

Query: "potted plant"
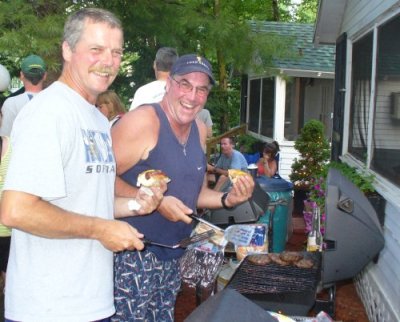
[289,119,330,214]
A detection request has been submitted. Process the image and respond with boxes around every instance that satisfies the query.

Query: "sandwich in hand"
[129,170,171,211]
[137,169,171,187]
[228,169,250,183]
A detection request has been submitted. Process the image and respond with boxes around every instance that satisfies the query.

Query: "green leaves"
[290,119,331,189]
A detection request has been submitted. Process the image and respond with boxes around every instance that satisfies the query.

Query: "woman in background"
[96,90,126,126]
[257,141,280,177]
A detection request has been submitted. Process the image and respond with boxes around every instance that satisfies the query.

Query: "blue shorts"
[112,249,181,322]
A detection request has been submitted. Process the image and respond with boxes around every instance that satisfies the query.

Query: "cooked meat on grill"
[279,251,303,263]
[247,254,271,265]
[294,258,315,269]
[268,253,291,266]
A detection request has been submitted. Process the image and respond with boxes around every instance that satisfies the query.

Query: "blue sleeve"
[215,155,223,168]
[230,151,248,170]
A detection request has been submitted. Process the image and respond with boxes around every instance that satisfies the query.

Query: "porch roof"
[250,21,335,76]
[314,0,347,45]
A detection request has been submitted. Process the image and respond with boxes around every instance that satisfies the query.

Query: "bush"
[290,119,330,189]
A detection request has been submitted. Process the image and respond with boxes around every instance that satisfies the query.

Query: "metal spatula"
[143,229,215,249]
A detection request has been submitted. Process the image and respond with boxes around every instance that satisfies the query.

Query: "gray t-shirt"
[4,81,115,321]
[0,91,35,136]
[216,149,248,171]
[197,108,213,127]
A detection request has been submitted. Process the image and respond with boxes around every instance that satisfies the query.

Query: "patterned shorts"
[112,250,181,322]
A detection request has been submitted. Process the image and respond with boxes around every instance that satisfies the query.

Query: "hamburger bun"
[228,169,250,183]
[137,169,171,187]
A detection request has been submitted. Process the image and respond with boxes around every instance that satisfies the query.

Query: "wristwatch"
[221,192,233,210]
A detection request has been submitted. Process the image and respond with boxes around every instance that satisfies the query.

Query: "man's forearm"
[115,176,138,197]
[0,190,107,240]
[214,167,228,176]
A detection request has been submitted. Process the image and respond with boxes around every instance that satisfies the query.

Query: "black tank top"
[120,103,206,260]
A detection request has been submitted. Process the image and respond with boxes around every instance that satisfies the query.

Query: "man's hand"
[157,196,193,224]
[93,218,145,252]
[135,182,167,215]
[224,174,255,208]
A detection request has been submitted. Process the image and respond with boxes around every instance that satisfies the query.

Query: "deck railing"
[206,123,247,161]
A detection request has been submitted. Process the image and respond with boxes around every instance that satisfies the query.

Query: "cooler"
[256,176,293,253]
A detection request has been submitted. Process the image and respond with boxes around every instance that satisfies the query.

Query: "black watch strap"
[221,192,233,210]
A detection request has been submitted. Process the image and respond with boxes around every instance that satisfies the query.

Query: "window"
[247,78,275,137]
[261,78,274,137]
[248,79,261,133]
[348,14,400,187]
[348,32,373,162]
[284,78,304,141]
[371,16,400,186]
[248,75,333,142]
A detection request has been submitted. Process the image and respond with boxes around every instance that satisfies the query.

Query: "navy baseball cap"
[170,54,215,85]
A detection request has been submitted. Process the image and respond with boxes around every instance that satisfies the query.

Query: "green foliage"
[307,160,376,211]
[290,119,330,189]
[236,134,262,154]
[0,0,72,77]
[327,161,375,194]
[0,0,318,131]
[293,0,318,23]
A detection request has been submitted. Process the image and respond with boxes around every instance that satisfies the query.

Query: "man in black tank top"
[111,54,255,322]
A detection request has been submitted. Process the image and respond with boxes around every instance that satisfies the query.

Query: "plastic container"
[235,224,268,261]
[256,176,293,253]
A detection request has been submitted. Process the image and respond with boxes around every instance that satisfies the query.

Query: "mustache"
[89,66,116,76]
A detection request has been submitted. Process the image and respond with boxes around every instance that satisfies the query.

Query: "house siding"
[341,0,400,39]
[337,1,400,321]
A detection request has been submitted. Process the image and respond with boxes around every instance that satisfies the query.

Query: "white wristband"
[128,199,141,211]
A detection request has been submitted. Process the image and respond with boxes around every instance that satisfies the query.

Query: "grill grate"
[227,252,321,295]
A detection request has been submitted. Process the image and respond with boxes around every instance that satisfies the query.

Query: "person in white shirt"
[129,47,178,111]
[197,108,213,138]
[0,55,47,136]
[0,8,165,322]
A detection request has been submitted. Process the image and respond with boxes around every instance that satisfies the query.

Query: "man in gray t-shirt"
[208,136,248,190]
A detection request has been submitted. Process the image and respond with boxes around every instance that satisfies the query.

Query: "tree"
[0,1,317,128]
[0,0,74,81]
[289,119,331,190]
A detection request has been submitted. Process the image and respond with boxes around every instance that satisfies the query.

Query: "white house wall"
[339,1,400,321]
[340,0,400,39]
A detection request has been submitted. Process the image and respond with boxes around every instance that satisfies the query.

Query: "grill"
[227,252,321,316]
[224,168,385,317]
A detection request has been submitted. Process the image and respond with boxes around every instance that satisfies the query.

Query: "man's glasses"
[170,77,211,98]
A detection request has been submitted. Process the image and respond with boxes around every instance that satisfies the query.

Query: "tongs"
[143,229,215,249]
[190,213,225,232]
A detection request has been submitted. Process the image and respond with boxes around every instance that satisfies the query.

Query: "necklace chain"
[162,99,191,156]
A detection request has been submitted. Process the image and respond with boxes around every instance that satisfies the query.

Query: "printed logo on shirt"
[81,129,116,174]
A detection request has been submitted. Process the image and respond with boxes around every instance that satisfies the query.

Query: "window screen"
[348,32,373,162]
[371,15,400,186]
